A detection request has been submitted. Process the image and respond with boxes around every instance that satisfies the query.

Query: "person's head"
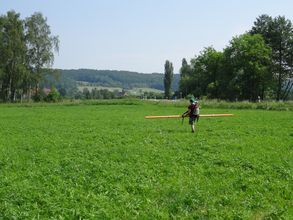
[189,97,195,103]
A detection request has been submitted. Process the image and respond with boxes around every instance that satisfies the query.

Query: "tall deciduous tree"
[25,12,59,97]
[0,11,59,102]
[164,60,173,99]
[251,15,293,100]
[179,47,223,99]
[0,11,27,102]
[179,58,191,97]
[223,34,272,101]
[180,58,189,78]
[190,47,223,98]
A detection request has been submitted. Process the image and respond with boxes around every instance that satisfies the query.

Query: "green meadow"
[77,84,164,95]
[0,101,292,219]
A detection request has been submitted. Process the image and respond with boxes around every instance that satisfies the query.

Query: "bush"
[45,88,61,102]
[32,90,46,102]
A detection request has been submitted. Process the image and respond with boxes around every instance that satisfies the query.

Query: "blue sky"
[1,0,293,73]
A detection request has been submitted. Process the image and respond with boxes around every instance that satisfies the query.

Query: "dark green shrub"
[45,87,61,102]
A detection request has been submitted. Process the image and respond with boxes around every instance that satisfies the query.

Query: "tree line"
[165,14,292,101]
[2,11,292,102]
[0,11,59,102]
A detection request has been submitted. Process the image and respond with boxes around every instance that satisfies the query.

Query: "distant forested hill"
[60,69,180,91]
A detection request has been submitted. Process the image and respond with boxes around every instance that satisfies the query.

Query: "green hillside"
[60,69,179,91]
[44,69,180,98]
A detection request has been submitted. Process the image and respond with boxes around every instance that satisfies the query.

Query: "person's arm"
[182,109,190,117]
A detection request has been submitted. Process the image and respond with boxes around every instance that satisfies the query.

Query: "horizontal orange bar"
[145,115,181,119]
[200,114,234,117]
[145,114,234,119]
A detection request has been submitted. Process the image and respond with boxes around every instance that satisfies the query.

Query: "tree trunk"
[276,42,283,101]
[10,87,16,102]
[283,81,293,100]
[281,80,290,100]
[28,85,32,101]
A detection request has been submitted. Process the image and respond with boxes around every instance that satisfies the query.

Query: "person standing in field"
[182,98,200,133]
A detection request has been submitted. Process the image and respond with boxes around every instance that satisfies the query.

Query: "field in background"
[0,101,292,219]
[148,99,293,111]
[77,84,164,96]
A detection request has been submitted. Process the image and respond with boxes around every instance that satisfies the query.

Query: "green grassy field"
[0,101,292,219]
[77,84,163,95]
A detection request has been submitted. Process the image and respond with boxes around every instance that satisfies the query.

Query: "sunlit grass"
[0,101,292,219]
